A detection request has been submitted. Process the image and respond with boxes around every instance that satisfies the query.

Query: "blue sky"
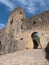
[0,0,49,29]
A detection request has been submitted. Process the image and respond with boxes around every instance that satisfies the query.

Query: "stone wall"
[0,7,49,55]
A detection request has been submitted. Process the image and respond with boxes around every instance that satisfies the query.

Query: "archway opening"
[31,32,40,49]
[33,39,38,49]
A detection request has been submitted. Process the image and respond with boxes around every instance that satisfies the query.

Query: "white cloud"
[16,0,47,14]
[16,0,38,14]
[0,0,49,14]
[0,0,14,10]
[0,23,5,29]
[17,0,27,5]
[38,0,46,6]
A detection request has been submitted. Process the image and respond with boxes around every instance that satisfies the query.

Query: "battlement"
[5,7,26,36]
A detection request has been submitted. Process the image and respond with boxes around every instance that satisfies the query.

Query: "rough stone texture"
[0,7,49,65]
[0,7,49,55]
[5,7,49,50]
[0,31,28,55]
[0,49,49,65]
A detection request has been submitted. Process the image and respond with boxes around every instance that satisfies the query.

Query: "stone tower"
[5,7,33,49]
[5,7,25,38]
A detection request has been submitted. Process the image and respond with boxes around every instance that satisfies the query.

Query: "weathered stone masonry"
[0,7,49,55]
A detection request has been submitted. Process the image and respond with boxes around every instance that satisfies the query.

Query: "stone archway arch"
[31,32,42,49]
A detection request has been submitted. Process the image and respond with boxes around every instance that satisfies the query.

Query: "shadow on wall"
[45,42,49,60]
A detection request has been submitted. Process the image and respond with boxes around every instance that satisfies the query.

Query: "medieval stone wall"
[0,7,49,55]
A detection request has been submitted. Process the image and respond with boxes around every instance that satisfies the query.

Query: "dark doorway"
[33,39,38,49]
[31,32,40,49]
